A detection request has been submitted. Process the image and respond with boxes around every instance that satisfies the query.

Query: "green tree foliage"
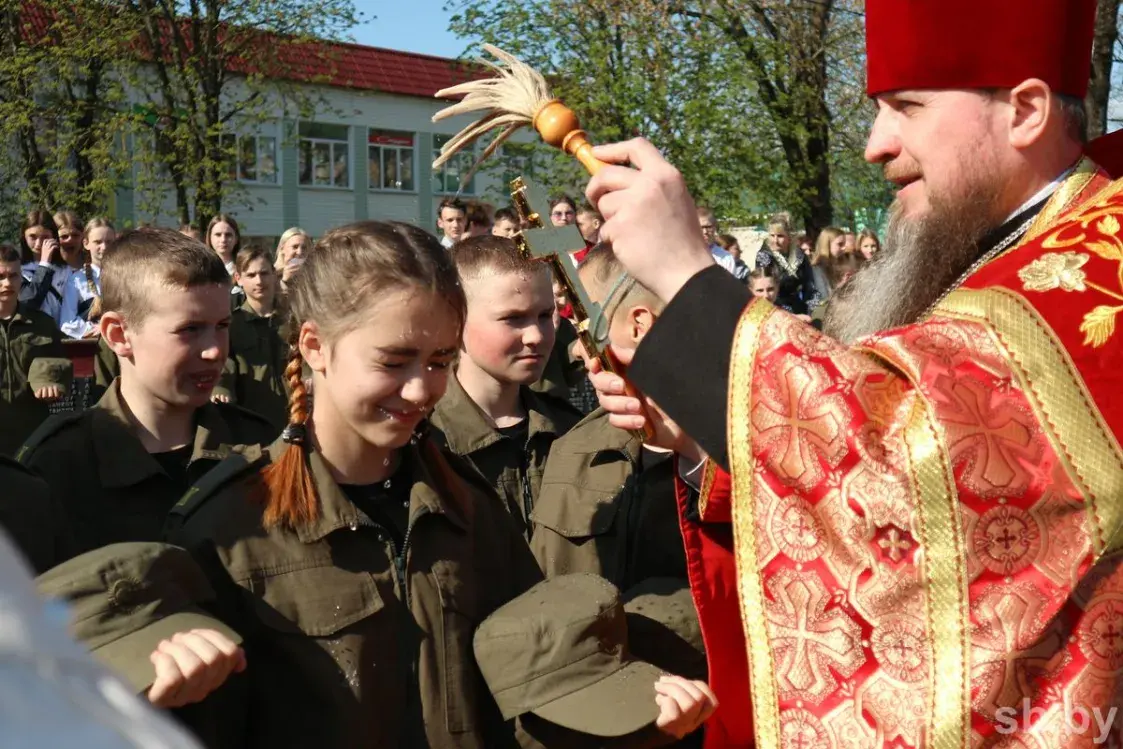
[0,0,135,235]
[449,0,892,231]
[123,0,360,230]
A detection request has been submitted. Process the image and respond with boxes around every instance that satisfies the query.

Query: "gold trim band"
[727,299,781,748]
[936,287,1123,557]
[903,398,971,749]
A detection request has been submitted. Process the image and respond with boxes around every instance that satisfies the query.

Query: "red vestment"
[679,162,1123,748]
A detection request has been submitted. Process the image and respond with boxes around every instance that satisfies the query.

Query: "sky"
[351,0,466,58]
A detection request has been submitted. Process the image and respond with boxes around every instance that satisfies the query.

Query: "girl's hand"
[40,239,59,264]
[654,675,718,739]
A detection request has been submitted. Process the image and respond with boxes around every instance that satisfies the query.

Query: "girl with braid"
[168,221,543,749]
[60,217,115,339]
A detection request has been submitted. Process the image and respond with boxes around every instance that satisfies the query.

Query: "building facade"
[118,44,528,245]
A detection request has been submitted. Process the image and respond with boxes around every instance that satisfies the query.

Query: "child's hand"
[40,239,59,264]
[211,392,230,404]
[147,628,246,708]
[34,385,62,402]
[654,675,718,739]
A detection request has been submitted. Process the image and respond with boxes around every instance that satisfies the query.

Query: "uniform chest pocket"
[532,452,633,539]
[245,563,384,637]
[433,561,482,734]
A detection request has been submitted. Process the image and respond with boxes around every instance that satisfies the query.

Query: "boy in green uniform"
[17,228,274,565]
[531,245,689,591]
[0,245,71,456]
[430,236,581,540]
[218,246,288,432]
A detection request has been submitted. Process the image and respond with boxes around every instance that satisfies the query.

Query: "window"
[298,122,350,188]
[432,134,475,195]
[368,130,415,191]
[499,142,538,187]
[221,133,278,184]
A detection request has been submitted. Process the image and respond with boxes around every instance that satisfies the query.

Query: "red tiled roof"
[281,40,477,98]
[18,1,476,100]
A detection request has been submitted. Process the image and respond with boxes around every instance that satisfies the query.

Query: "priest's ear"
[1004,79,1063,151]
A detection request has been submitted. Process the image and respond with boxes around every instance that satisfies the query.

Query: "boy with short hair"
[531,244,690,592]
[15,227,265,713]
[575,204,602,250]
[17,228,274,563]
[492,207,520,238]
[0,245,71,457]
[430,235,581,540]
[437,197,468,248]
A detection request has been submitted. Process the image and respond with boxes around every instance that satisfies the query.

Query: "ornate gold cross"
[509,176,650,441]
[509,177,612,368]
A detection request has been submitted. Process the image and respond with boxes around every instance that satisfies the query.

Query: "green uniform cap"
[622,577,706,681]
[36,542,241,693]
[473,573,662,737]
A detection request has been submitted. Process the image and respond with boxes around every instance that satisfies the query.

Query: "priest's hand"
[586,358,704,464]
[586,139,715,304]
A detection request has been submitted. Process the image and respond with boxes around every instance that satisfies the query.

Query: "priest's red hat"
[866,0,1097,98]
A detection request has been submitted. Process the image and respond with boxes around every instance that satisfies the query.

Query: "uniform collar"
[433,371,569,455]
[236,298,273,320]
[294,437,470,543]
[92,379,240,488]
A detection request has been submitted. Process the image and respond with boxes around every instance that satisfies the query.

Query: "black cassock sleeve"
[629,266,751,473]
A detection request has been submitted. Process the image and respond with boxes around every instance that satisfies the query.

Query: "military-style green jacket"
[530,409,687,592]
[167,436,542,749]
[430,373,581,540]
[17,378,274,567]
[221,300,289,431]
[0,455,75,573]
[0,305,71,456]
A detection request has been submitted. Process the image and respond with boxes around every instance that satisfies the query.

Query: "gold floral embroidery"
[1017,252,1089,292]
[1022,206,1123,348]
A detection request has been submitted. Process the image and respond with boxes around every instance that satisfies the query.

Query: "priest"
[585,1,1123,747]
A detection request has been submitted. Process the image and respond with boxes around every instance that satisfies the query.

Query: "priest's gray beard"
[823,180,1005,345]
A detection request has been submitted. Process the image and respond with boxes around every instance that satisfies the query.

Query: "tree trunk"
[1086,0,1120,140]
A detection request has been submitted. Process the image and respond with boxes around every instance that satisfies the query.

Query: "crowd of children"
[0,194,877,746]
[0,201,731,748]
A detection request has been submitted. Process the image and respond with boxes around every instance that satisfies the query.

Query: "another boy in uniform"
[530,244,690,592]
[17,228,274,564]
[0,245,71,456]
[430,236,581,540]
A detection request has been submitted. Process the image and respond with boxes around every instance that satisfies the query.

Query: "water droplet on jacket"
[349,520,358,531]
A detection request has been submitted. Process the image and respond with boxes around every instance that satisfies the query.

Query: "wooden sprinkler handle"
[533,101,608,176]
[534,100,656,443]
